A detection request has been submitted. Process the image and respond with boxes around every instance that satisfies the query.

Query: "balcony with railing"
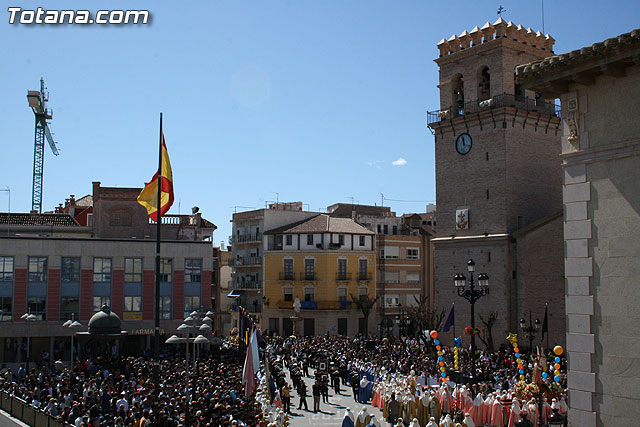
[279,272,295,281]
[229,233,262,245]
[275,300,353,310]
[426,93,561,126]
[229,256,262,267]
[336,272,352,282]
[230,280,262,290]
[299,272,316,281]
[358,273,372,282]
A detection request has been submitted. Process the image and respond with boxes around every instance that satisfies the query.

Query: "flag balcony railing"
[274,300,353,310]
[426,93,561,126]
[148,214,201,226]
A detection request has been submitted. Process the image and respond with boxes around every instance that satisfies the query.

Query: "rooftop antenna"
[270,192,279,205]
[380,193,384,207]
[497,5,506,17]
[230,206,256,213]
[541,0,545,34]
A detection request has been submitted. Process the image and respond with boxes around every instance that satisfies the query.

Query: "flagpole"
[452,302,455,340]
[545,303,549,353]
[154,112,163,404]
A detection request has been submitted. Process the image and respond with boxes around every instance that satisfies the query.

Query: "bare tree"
[350,294,380,336]
[478,311,498,352]
[404,296,445,347]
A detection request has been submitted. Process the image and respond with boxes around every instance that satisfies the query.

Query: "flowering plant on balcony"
[464,326,481,336]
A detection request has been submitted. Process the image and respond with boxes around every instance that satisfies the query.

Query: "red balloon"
[430,330,438,339]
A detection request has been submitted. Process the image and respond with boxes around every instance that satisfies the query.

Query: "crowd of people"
[0,346,260,426]
[0,333,567,426]
[264,334,568,426]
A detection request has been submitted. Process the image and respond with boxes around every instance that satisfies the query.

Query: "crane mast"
[26,78,59,213]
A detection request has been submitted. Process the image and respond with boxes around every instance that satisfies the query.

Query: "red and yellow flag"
[137,134,174,221]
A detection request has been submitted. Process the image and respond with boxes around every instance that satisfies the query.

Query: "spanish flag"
[137,133,174,221]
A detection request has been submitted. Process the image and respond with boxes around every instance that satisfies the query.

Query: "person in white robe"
[342,407,355,427]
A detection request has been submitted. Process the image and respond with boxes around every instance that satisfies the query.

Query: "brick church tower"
[428,18,564,348]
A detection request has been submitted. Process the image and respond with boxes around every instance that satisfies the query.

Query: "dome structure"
[88,305,122,335]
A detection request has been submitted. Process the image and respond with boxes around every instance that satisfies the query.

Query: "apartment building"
[0,182,215,361]
[262,214,376,336]
[228,203,317,329]
[327,204,434,337]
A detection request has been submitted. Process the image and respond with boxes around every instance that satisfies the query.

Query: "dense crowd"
[0,346,261,426]
[0,333,567,426]
[265,335,568,426]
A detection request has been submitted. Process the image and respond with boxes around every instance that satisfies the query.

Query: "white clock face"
[456,133,472,155]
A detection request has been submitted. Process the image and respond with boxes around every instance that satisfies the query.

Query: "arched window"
[478,67,490,101]
[452,74,464,116]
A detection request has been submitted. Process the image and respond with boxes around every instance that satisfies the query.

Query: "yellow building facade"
[262,215,376,336]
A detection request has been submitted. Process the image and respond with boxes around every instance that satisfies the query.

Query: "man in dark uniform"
[351,371,359,401]
[297,382,309,411]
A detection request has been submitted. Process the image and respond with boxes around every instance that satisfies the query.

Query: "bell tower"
[428,18,563,342]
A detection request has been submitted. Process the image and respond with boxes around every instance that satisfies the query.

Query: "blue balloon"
[554,376,561,382]
[438,356,443,361]
[555,357,561,363]
[515,353,520,358]
[518,369,524,374]
[542,372,548,379]
[454,337,462,347]
[434,339,440,345]
[441,372,446,377]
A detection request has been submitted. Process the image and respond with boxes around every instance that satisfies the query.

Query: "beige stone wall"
[558,62,640,427]
[584,67,640,149]
[587,155,640,426]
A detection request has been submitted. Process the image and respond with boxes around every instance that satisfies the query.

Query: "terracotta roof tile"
[0,213,80,227]
[265,214,374,235]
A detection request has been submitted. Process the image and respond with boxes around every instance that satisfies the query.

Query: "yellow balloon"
[516,358,522,364]
[554,345,564,356]
[555,370,561,376]
[520,374,525,380]
[440,367,446,372]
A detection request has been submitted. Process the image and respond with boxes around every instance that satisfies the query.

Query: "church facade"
[428,19,565,350]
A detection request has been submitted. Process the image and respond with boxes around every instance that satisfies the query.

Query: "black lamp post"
[454,259,489,380]
[395,303,406,337]
[519,312,541,352]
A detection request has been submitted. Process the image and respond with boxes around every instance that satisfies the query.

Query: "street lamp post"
[62,315,83,379]
[21,312,37,371]
[519,312,541,352]
[454,259,489,380]
[167,309,212,426]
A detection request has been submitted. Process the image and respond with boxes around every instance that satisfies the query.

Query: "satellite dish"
[192,206,199,214]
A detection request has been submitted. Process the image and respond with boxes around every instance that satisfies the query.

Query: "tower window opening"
[452,75,465,116]
[478,67,490,101]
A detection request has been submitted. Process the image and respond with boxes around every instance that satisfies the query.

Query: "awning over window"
[227,290,242,298]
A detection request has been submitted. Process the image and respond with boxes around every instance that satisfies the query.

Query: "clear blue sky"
[1,1,638,245]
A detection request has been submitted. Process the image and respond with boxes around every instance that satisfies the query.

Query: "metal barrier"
[0,391,69,427]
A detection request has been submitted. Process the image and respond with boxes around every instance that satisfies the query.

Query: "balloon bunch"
[431,330,447,382]
[453,337,462,370]
[507,333,525,381]
[552,345,564,383]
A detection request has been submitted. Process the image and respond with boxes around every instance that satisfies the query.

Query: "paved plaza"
[285,367,386,427]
